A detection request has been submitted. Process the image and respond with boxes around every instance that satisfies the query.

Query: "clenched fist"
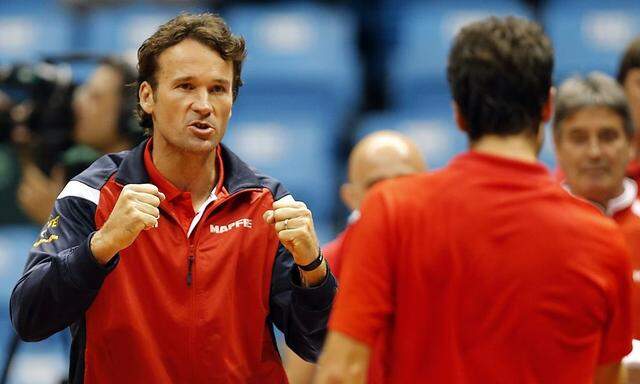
[91,184,165,265]
[263,196,326,286]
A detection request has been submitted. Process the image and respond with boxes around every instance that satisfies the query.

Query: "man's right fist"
[91,184,165,265]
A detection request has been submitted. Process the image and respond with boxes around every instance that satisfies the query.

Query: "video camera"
[0,61,76,174]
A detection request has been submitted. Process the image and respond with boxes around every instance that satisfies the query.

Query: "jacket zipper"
[183,188,262,287]
[188,241,196,383]
[187,246,195,286]
[115,181,262,287]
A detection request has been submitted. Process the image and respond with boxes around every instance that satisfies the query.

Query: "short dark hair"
[446,16,554,141]
[618,36,640,84]
[554,72,634,139]
[136,13,246,133]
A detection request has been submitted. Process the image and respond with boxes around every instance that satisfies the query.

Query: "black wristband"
[296,249,324,271]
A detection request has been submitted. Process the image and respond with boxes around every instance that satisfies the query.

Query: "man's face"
[623,68,640,142]
[73,65,123,151]
[139,39,234,154]
[555,106,633,205]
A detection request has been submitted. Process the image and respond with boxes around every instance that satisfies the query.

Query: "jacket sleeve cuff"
[62,232,119,291]
[290,265,337,311]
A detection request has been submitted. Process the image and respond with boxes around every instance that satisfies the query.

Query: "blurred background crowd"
[1,0,640,382]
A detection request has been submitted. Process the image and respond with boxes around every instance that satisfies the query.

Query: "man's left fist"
[263,195,320,265]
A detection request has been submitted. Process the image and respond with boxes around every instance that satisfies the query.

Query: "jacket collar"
[115,139,262,194]
[114,140,149,185]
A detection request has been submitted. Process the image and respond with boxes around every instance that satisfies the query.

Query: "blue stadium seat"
[224,3,361,128]
[357,96,466,169]
[84,2,208,59]
[390,0,533,111]
[0,225,69,383]
[543,0,640,81]
[5,334,70,384]
[0,226,40,309]
[223,108,337,225]
[0,1,73,64]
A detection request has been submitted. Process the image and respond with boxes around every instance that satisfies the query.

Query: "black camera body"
[0,62,76,174]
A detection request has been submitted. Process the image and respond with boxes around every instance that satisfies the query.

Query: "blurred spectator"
[556,73,636,219]
[17,57,141,225]
[553,72,640,381]
[0,61,75,225]
[619,37,640,183]
[285,130,425,384]
[325,130,426,276]
[72,57,139,155]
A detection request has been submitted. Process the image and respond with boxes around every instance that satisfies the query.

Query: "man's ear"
[340,183,358,212]
[139,81,155,114]
[452,102,468,133]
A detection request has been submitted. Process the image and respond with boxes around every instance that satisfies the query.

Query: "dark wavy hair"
[447,16,554,141]
[136,13,246,134]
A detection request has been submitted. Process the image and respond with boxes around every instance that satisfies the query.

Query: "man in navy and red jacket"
[10,13,336,383]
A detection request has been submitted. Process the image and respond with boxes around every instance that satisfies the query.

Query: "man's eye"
[599,130,620,143]
[178,83,193,90]
[210,85,226,93]
[568,133,588,144]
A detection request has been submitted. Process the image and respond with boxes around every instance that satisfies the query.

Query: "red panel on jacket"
[83,145,288,383]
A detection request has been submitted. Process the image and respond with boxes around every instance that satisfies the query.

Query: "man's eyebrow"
[171,76,230,86]
[172,75,195,83]
[211,78,231,86]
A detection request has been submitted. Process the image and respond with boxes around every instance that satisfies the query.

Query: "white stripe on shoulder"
[57,180,100,205]
[276,194,295,204]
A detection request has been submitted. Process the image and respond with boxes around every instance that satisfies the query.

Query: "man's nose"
[191,90,213,116]
[587,137,603,158]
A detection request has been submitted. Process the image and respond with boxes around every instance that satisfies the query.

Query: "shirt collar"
[347,210,360,224]
[116,138,269,195]
[563,177,638,217]
[451,150,551,180]
[605,178,638,217]
[143,139,226,202]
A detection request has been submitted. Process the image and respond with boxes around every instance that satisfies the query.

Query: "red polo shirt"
[323,229,347,277]
[627,159,640,186]
[330,151,633,383]
[606,178,640,338]
[143,140,227,233]
[323,224,389,384]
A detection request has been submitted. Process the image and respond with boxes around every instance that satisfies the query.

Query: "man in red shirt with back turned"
[315,16,633,384]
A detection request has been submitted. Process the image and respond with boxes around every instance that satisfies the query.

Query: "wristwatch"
[296,249,324,271]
